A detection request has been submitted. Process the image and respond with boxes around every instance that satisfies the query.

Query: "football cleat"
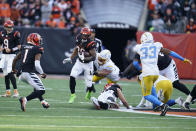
[1,90,11,97]
[19,97,26,112]
[160,104,169,116]
[153,105,161,112]
[12,93,19,98]
[175,97,184,108]
[41,100,50,109]
[68,94,76,104]
[182,102,190,110]
[12,90,19,98]
[91,97,101,110]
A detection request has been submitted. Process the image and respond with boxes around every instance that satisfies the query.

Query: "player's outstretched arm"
[117,88,130,109]
[160,48,192,64]
[63,47,78,64]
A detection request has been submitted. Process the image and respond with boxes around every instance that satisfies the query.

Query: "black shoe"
[153,105,161,112]
[19,97,25,112]
[191,99,196,104]
[160,104,169,116]
[183,102,190,110]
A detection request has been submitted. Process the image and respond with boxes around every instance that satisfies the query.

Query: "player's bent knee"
[172,80,179,87]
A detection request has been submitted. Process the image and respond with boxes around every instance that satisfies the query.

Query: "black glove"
[16,70,22,77]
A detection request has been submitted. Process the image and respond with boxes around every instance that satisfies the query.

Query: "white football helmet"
[98,49,111,65]
[140,32,153,44]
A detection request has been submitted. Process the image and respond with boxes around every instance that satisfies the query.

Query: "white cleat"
[91,97,101,110]
[175,97,184,108]
[12,93,19,98]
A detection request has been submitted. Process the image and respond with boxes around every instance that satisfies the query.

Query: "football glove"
[41,73,47,79]
[184,58,192,64]
[16,70,22,77]
[63,58,72,64]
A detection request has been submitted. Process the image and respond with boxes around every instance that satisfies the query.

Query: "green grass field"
[0,77,196,131]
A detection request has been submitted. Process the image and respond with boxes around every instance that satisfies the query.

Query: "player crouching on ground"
[12,33,49,112]
[91,83,130,110]
[86,49,120,99]
[137,75,184,110]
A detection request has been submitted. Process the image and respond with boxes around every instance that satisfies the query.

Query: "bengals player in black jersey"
[12,33,49,112]
[0,20,21,97]
[63,27,97,103]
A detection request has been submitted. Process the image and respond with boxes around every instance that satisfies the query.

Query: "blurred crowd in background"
[0,0,87,34]
[148,0,196,33]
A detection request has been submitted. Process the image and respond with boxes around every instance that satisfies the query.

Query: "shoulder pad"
[39,47,44,52]
[14,31,20,38]
[86,41,96,49]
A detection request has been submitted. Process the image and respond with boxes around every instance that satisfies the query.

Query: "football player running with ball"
[133,32,191,116]
[12,33,49,112]
[0,20,21,97]
[63,27,96,103]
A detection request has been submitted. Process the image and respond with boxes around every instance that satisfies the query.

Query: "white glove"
[78,52,85,61]
[63,58,72,64]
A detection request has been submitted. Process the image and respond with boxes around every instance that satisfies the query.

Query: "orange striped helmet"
[27,33,43,46]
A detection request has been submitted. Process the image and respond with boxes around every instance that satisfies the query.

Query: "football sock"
[5,75,10,90]
[36,90,45,101]
[151,86,158,98]
[166,99,176,106]
[9,72,17,89]
[144,95,162,106]
[190,85,196,98]
[86,85,95,93]
[70,76,76,94]
[26,91,38,101]
[173,80,190,95]
[185,94,192,103]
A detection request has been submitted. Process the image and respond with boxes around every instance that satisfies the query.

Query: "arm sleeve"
[169,51,184,61]
[35,60,44,74]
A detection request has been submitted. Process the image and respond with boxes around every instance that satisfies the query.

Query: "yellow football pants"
[93,75,117,84]
[141,75,159,96]
[156,80,173,103]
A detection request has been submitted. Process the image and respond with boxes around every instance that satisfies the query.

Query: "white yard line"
[112,108,196,119]
[0,114,195,120]
[0,124,195,129]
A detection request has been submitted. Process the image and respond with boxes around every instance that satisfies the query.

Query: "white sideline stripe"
[112,108,196,119]
[0,107,88,111]
[0,124,195,129]
[0,114,194,120]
